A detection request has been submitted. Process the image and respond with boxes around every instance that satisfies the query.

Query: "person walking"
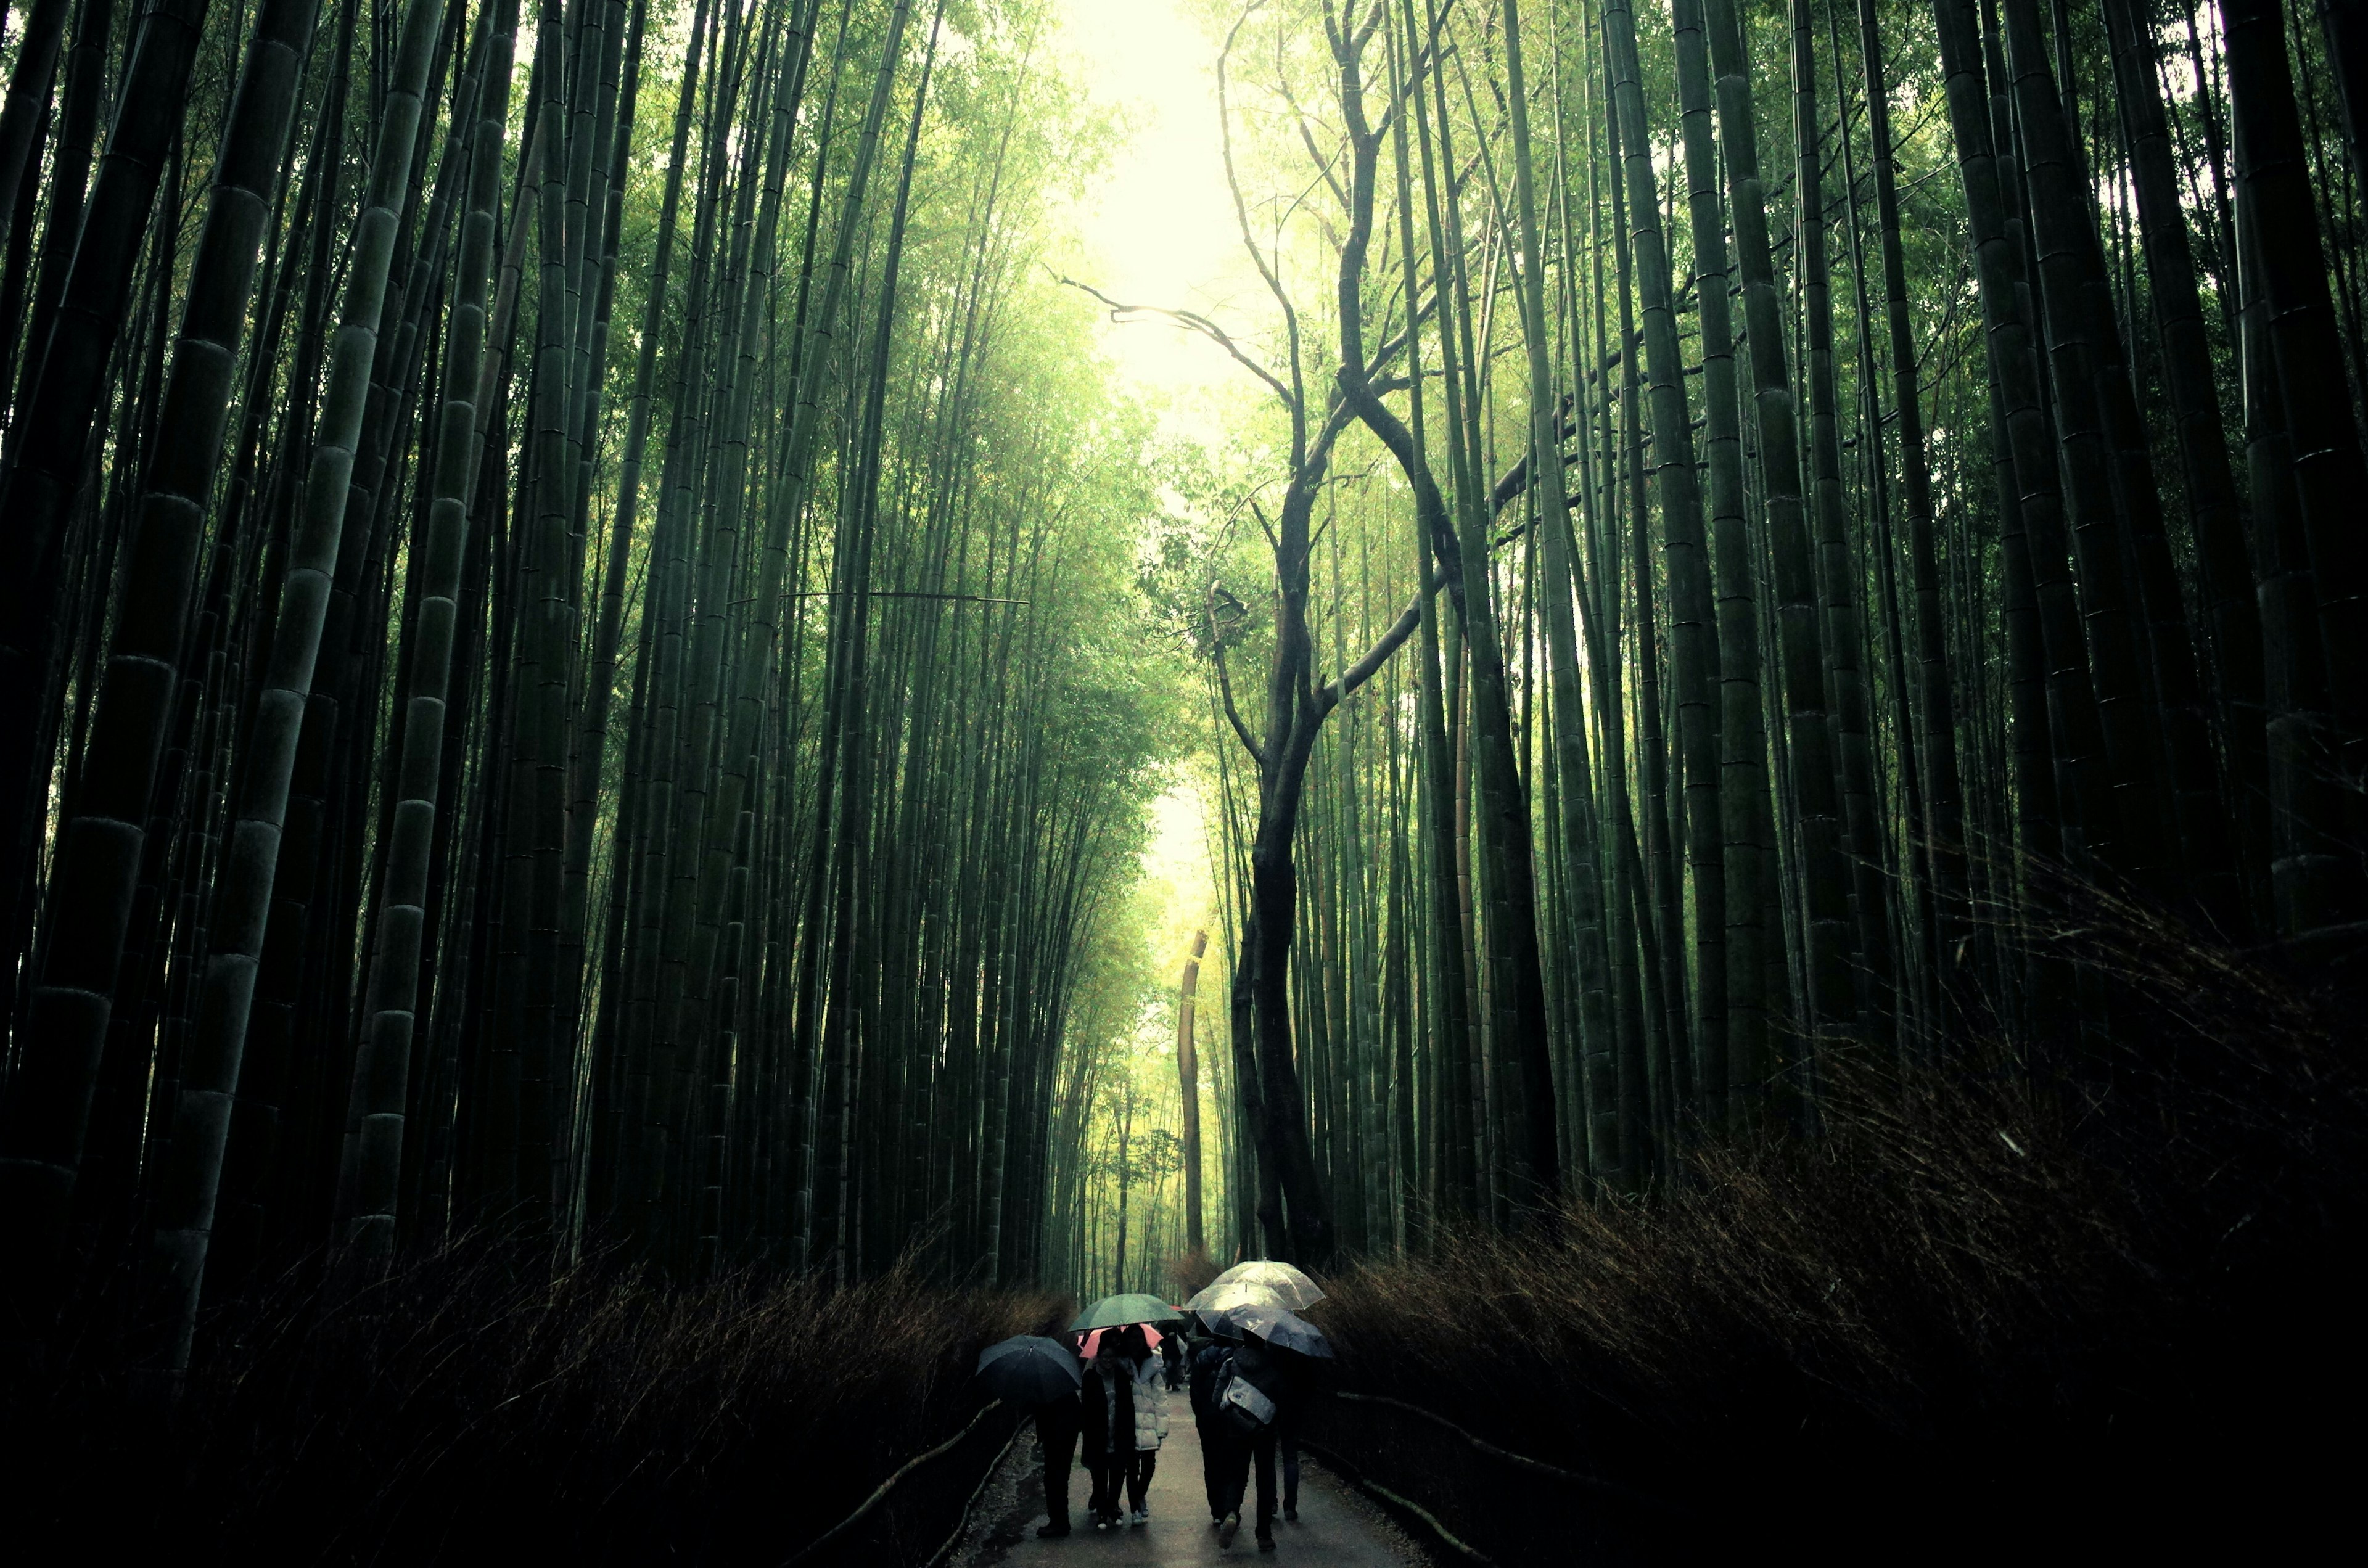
[1265,1337,1308,1523]
[1211,1329,1304,1552]
[1032,1387,1083,1538]
[1080,1324,1169,1528]
[1077,1333,1120,1529]
[1189,1330,1232,1524]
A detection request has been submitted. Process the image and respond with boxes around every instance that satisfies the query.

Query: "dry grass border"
[3,1248,1061,1565]
[1309,900,2368,1561]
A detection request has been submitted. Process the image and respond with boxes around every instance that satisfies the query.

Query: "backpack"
[1212,1351,1277,1437]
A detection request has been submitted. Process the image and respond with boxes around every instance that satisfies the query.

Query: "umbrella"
[974,1335,1083,1405]
[1207,1259,1325,1311]
[1201,1300,1334,1358]
[1184,1278,1294,1316]
[1067,1292,1186,1334]
[1078,1324,1165,1360]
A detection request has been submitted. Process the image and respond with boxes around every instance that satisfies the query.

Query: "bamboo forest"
[0,0,2361,1558]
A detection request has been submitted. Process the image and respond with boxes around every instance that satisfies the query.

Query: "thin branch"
[778,1402,1013,1567]
[1211,585,1269,769]
[1051,271,1297,413]
[1248,497,1282,554]
[1319,581,1430,713]
[1297,109,1352,212]
[1275,59,1351,213]
[1219,0,1306,446]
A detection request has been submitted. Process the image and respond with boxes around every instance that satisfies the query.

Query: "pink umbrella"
[1077,1324,1163,1360]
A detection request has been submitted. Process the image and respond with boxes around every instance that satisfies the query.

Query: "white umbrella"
[1183,1278,1294,1315]
[1207,1258,1324,1311]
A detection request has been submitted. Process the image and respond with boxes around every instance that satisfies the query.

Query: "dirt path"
[952,1408,1431,1567]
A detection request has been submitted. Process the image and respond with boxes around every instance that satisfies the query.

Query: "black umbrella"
[974,1334,1085,1405]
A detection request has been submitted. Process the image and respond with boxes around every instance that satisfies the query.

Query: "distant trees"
[1,0,2362,1366]
[1176,0,2368,1260]
[0,0,1169,1377]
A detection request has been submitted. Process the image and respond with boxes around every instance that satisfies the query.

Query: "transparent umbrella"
[1183,1278,1294,1316]
[1205,1259,1324,1311]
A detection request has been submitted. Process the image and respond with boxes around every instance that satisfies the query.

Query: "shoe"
[1133,1509,1149,1525]
[1258,1535,1277,1553]
[1036,1523,1071,1538]
[1218,1511,1241,1547]
[1282,1507,1298,1522]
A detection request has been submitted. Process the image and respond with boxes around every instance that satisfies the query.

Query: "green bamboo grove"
[1,0,2365,1385]
[0,0,1174,1374]
[1132,0,2368,1265]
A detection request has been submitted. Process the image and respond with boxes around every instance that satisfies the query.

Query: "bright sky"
[1048,0,1247,979]
[1132,772,1220,1006]
[1050,0,1273,421]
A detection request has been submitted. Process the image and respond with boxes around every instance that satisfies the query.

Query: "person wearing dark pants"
[1079,1340,1127,1528]
[1079,1324,1170,1529]
[1124,1447,1159,1516]
[1212,1328,1304,1549]
[1189,1337,1230,1522]
[1081,1443,1116,1530]
[1212,1423,1278,1551]
[1277,1408,1301,1522]
[1033,1393,1082,1538]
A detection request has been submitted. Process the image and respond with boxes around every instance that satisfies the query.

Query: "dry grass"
[1166,1246,1222,1303]
[1310,903,2368,1562]
[2,1246,1061,1565]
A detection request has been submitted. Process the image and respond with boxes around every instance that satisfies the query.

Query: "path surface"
[957,1408,1427,1566]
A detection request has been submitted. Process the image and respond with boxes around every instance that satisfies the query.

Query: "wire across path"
[960,1407,1425,1566]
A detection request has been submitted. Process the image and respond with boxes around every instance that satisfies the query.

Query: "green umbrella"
[1067,1292,1186,1333]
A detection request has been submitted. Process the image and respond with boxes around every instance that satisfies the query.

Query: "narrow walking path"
[957,1410,1427,1566]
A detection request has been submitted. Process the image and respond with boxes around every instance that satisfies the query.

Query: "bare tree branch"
[1051,271,1297,412]
[1219,0,1307,453]
[1248,497,1282,554]
[1298,111,1351,212]
[1210,582,1269,768]
[1320,581,1431,714]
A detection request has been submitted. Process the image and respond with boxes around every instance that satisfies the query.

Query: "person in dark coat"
[1270,1349,1306,1522]
[1078,1325,1169,1528]
[1032,1388,1083,1538]
[1188,1332,1232,1524]
[1076,1336,1120,1529]
[1209,1330,1298,1552]
[1161,1329,1185,1391]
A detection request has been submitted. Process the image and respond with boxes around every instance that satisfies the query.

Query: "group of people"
[1028,1320,1309,1551]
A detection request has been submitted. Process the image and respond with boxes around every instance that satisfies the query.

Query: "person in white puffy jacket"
[1079,1323,1170,1527]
